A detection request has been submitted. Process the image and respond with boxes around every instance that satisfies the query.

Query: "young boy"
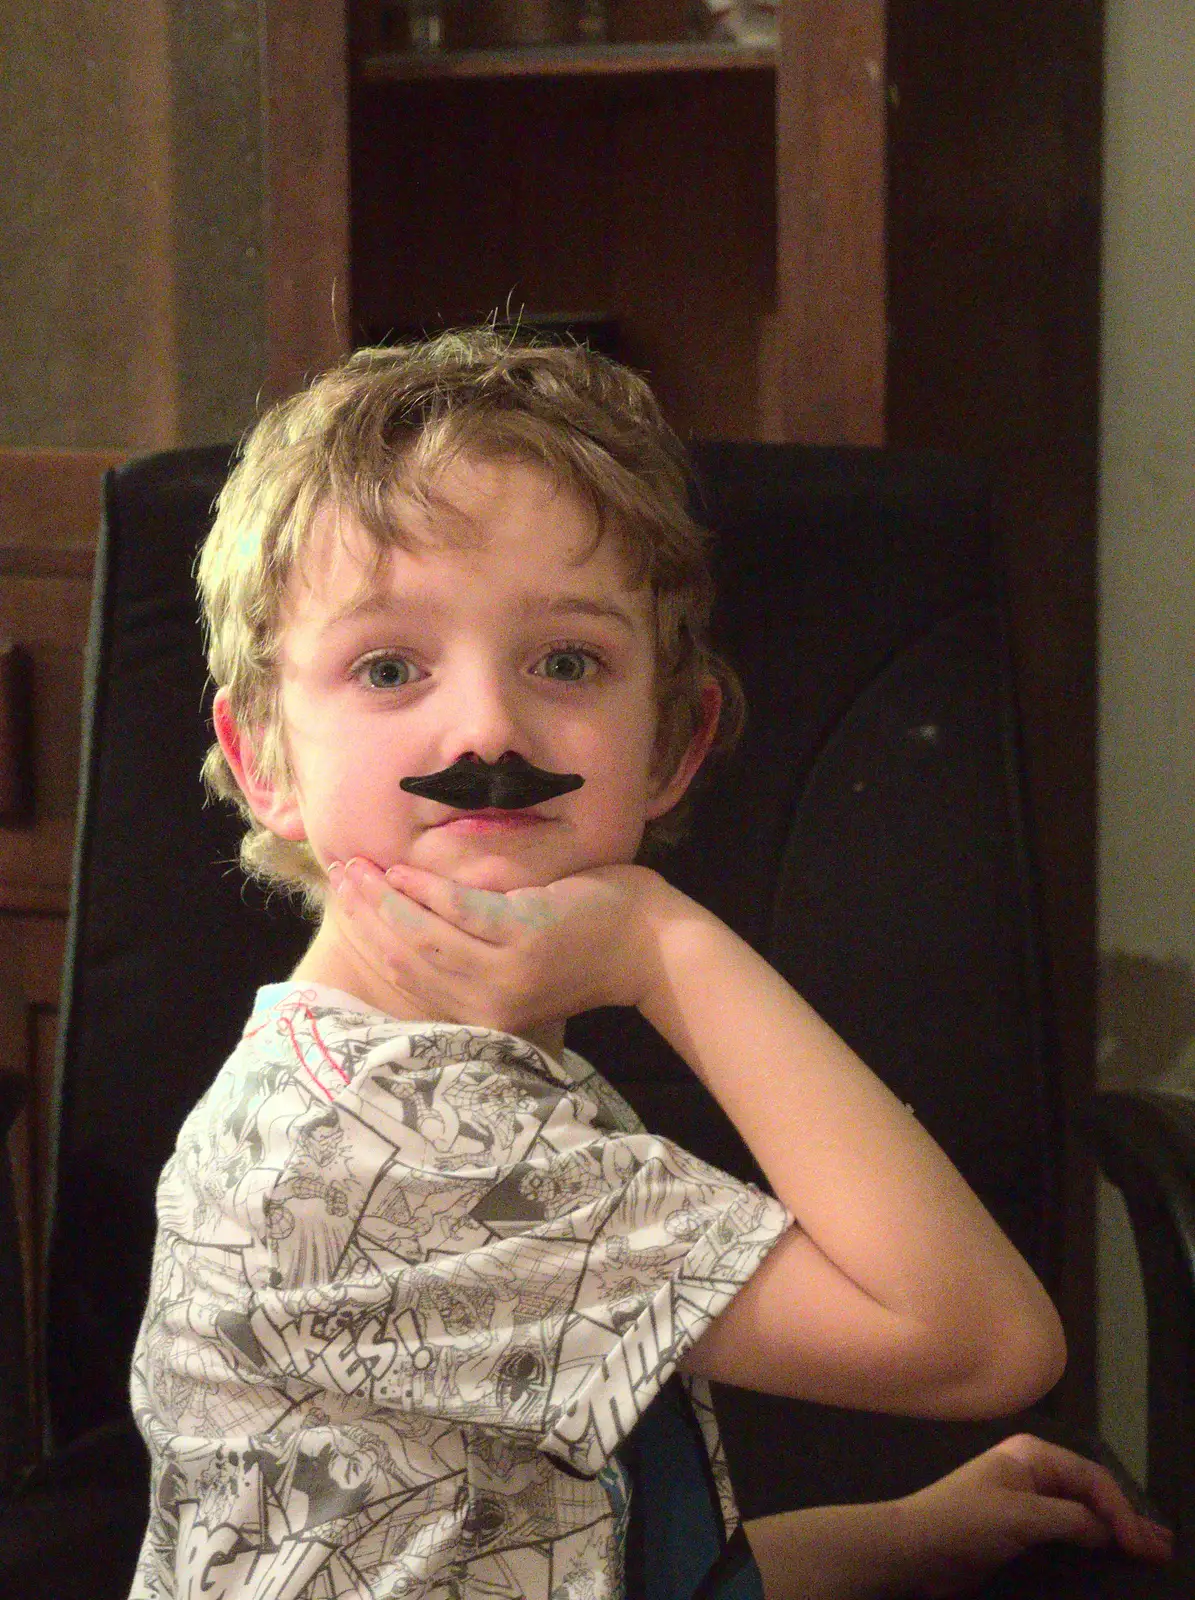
[129,332,1170,1599]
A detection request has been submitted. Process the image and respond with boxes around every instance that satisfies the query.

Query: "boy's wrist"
[744,1501,919,1600]
[877,1495,937,1598]
[627,873,716,1021]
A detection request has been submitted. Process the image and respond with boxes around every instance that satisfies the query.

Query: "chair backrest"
[44,444,1056,1515]
[571,444,1056,1513]
[46,447,309,1447]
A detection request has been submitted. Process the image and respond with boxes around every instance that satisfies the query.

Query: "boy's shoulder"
[239,982,591,1082]
[196,981,644,1144]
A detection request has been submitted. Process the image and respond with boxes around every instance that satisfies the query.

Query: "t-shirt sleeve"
[536,1152,791,1475]
[240,1023,792,1476]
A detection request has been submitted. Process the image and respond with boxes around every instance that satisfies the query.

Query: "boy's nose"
[441,672,531,768]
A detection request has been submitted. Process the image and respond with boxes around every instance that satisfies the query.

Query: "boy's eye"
[358,654,421,689]
[534,648,600,684]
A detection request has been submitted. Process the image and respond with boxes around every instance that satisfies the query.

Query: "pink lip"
[433,808,550,832]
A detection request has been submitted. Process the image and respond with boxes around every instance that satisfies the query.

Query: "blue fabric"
[622,1379,765,1600]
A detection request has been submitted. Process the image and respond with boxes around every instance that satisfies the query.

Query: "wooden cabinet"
[351,60,779,441]
[260,1,888,444]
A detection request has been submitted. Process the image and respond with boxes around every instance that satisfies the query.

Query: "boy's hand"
[746,1435,1172,1600]
[891,1434,1173,1595]
[327,855,679,1037]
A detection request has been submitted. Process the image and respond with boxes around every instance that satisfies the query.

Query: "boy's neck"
[290,914,568,1061]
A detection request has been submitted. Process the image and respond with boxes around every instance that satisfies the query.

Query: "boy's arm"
[742,1435,1173,1599]
[640,887,1065,1416]
[329,858,1065,1418]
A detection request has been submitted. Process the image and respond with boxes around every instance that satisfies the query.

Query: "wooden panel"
[0,451,107,1443]
[0,914,34,1402]
[0,451,105,915]
[775,0,887,445]
[5,925,64,1249]
[0,576,92,649]
[0,573,93,909]
[0,448,123,551]
[0,822,76,916]
[350,68,776,440]
[21,916,67,1009]
[2,913,66,1454]
[261,0,353,401]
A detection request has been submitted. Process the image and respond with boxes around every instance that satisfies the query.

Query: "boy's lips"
[431,806,551,832]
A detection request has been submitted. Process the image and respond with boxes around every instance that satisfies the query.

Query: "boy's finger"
[335,868,480,982]
[1028,1494,1172,1564]
[335,861,429,941]
[337,859,455,934]
[335,860,451,947]
[1017,1495,1112,1551]
[999,1436,1116,1508]
[383,862,548,944]
[997,1437,1173,1561]
[1119,1517,1175,1563]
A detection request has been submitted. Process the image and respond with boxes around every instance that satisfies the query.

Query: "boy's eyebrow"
[319,588,407,631]
[319,589,640,633]
[528,594,638,631]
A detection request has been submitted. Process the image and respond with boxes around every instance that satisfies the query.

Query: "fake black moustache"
[399,753,585,811]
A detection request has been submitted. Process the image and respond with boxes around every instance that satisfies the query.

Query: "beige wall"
[0,0,264,451]
[1097,0,1195,1481]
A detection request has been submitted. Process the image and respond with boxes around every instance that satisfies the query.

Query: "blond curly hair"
[198,329,743,911]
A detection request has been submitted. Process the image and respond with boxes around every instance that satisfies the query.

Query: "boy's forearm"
[744,1503,915,1600]
[638,886,1064,1413]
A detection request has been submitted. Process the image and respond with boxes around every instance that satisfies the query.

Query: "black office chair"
[0,443,1190,1597]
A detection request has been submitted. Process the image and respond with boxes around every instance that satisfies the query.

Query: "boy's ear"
[211,689,307,841]
[645,677,722,820]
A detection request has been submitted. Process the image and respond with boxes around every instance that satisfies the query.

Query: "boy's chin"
[403,836,560,893]
[410,831,632,894]
[440,856,559,894]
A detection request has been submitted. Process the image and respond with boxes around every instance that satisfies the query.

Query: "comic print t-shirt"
[128,983,792,1600]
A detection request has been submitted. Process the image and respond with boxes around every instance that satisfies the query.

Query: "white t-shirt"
[129,983,791,1600]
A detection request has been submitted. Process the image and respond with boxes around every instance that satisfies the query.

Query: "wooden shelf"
[0,545,94,582]
[361,39,775,82]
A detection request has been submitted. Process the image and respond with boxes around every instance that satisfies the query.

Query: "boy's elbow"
[954,1286,1068,1416]
[999,1294,1068,1409]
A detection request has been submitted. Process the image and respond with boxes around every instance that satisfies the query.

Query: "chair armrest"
[1084,1087,1195,1572]
[0,1070,26,1142]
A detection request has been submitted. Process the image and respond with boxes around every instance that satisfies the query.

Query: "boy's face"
[220,455,711,895]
